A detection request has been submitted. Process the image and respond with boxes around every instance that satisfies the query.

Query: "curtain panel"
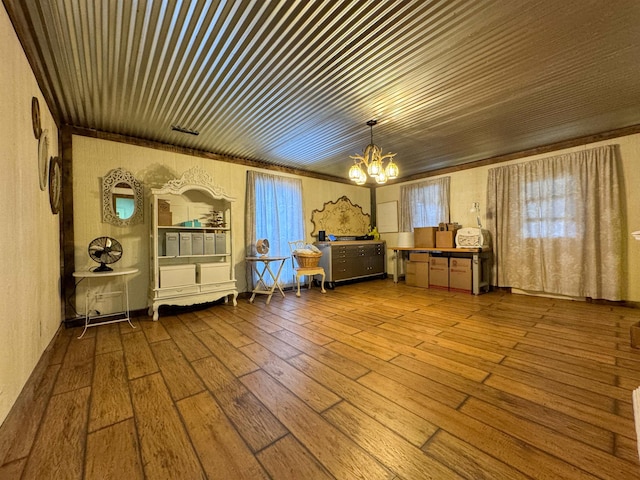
[399,177,450,232]
[245,171,304,289]
[486,145,624,300]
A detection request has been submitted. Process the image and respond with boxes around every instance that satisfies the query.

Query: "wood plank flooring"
[2,279,640,479]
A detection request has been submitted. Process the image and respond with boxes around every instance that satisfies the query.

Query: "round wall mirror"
[102,168,143,226]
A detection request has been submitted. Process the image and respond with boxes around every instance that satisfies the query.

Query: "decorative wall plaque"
[310,196,371,237]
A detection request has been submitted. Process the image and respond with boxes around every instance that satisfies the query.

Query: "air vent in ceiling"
[171,125,199,136]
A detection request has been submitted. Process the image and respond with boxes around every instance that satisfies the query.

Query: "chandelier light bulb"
[368,158,382,176]
[349,163,363,181]
[385,160,399,179]
[376,170,388,184]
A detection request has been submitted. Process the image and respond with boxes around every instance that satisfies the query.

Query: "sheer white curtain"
[400,177,450,231]
[245,171,304,288]
[486,145,624,300]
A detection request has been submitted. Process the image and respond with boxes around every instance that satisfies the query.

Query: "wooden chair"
[288,241,327,297]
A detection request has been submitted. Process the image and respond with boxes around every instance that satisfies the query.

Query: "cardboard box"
[158,199,172,226]
[158,199,171,212]
[414,227,437,248]
[429,257,449,289]
[160,264,195,288]
[197,262,229,284]
[409,252,430,262]
[436,230,457,248]
[158,211,173,226]
[405,261,429,287]
[449,258,472,293]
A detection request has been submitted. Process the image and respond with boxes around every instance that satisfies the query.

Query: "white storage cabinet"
[148,167,238,320]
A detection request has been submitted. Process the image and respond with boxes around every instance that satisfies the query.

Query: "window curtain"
[399,177,450,231]
[486,145,624,300]
[245,171,304,289]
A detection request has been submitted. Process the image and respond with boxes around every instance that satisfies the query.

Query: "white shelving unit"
[148,167,237,320]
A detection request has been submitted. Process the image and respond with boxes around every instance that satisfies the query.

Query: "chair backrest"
[288,240,305,268]
[288,240,306,255]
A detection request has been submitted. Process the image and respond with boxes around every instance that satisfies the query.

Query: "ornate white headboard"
[310,196,371,236]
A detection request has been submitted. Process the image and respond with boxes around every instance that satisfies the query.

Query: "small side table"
[246,256,288,304]
[72,268,138,338]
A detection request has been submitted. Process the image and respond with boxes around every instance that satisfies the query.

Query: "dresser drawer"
[199,281,235,293]
[155,285,200,298]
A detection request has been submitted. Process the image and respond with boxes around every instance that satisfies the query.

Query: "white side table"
[72,268,138,338]
[246,256,288,304]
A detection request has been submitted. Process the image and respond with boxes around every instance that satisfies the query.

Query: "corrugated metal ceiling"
[6,0,640,182]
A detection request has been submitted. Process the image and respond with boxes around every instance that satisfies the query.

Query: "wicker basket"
[294,252,322,268]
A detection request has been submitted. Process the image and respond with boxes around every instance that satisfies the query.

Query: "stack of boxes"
[404,227,436,288]
[405,224,472,292]
[428,256,449,290]
[405,252,429,287]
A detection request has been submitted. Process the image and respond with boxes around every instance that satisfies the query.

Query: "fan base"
[94,263,113,272]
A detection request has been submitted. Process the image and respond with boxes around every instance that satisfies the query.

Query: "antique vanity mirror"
[102,167,143,226]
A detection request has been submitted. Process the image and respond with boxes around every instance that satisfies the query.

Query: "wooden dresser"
[315,240,386,287]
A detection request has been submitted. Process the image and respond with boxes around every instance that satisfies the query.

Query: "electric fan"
[256,239,270,256]
[88,236,123,272]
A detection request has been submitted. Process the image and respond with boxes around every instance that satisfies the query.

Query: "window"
[400,177,450,231]
[522,177,577,239]
[411,182,446,227]
[246,171,304,287]
[486,145,623,300]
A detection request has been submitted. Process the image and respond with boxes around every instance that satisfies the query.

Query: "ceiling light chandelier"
[349,119,399,185]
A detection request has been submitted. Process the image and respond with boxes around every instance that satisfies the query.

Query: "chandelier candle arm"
[348,120,399,184]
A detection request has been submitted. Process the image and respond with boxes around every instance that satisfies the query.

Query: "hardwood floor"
[2,279,640,479]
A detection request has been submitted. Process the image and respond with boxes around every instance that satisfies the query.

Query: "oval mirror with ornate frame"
[102,168,143,226]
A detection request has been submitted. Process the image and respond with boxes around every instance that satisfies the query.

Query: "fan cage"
[88,237,123,272]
